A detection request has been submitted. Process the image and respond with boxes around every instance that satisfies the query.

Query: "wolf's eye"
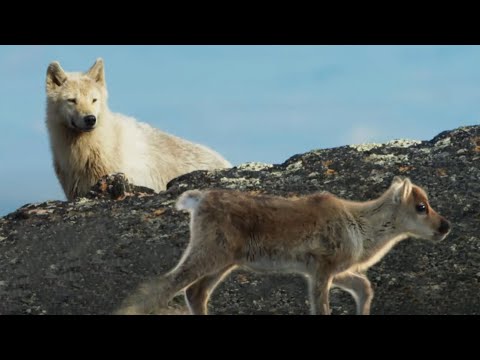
[68,98,77,104]
[416,203,427,213]
[92,98,97,103]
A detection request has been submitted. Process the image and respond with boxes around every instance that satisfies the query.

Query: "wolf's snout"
[438,218,451,234]
[84,115,96,127]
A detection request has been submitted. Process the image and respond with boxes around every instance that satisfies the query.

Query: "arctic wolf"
[45,58,231,201]
[119,177,450,315]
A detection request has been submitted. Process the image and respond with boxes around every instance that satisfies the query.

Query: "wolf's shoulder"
[109,112,164,133]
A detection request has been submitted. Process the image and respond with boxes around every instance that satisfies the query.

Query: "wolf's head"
[46,58,107,133]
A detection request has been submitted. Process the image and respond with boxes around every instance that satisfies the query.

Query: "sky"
[0,45,479,216]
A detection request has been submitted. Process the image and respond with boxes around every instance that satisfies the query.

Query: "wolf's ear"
[86,58,105,85]
[392,177,413,204]
[46,61,67,91]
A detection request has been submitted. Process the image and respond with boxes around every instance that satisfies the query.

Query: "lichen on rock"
[0,125,479,315]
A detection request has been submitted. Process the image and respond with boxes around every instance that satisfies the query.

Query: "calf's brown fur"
[119,177,450,315]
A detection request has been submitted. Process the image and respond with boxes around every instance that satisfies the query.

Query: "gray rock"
[1,125,479,315]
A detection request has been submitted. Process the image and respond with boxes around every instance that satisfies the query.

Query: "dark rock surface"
[1,125,479,315]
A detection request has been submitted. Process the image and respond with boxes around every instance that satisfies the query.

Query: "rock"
[87,173,156,200]
[0,125,479,315]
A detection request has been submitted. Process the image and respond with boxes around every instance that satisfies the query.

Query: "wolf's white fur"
[46,58,231,200]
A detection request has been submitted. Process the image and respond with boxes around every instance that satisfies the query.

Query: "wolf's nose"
[84,115,96,127]
[438,218,451,234]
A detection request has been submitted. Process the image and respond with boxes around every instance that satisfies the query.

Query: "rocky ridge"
[0,125,478,315]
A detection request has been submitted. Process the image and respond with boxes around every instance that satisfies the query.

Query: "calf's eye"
[416,203,427,213]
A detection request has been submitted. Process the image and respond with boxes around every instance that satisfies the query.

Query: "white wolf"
[45,58,231,200]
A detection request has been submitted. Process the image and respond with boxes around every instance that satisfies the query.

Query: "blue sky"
[0,45,479,216]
